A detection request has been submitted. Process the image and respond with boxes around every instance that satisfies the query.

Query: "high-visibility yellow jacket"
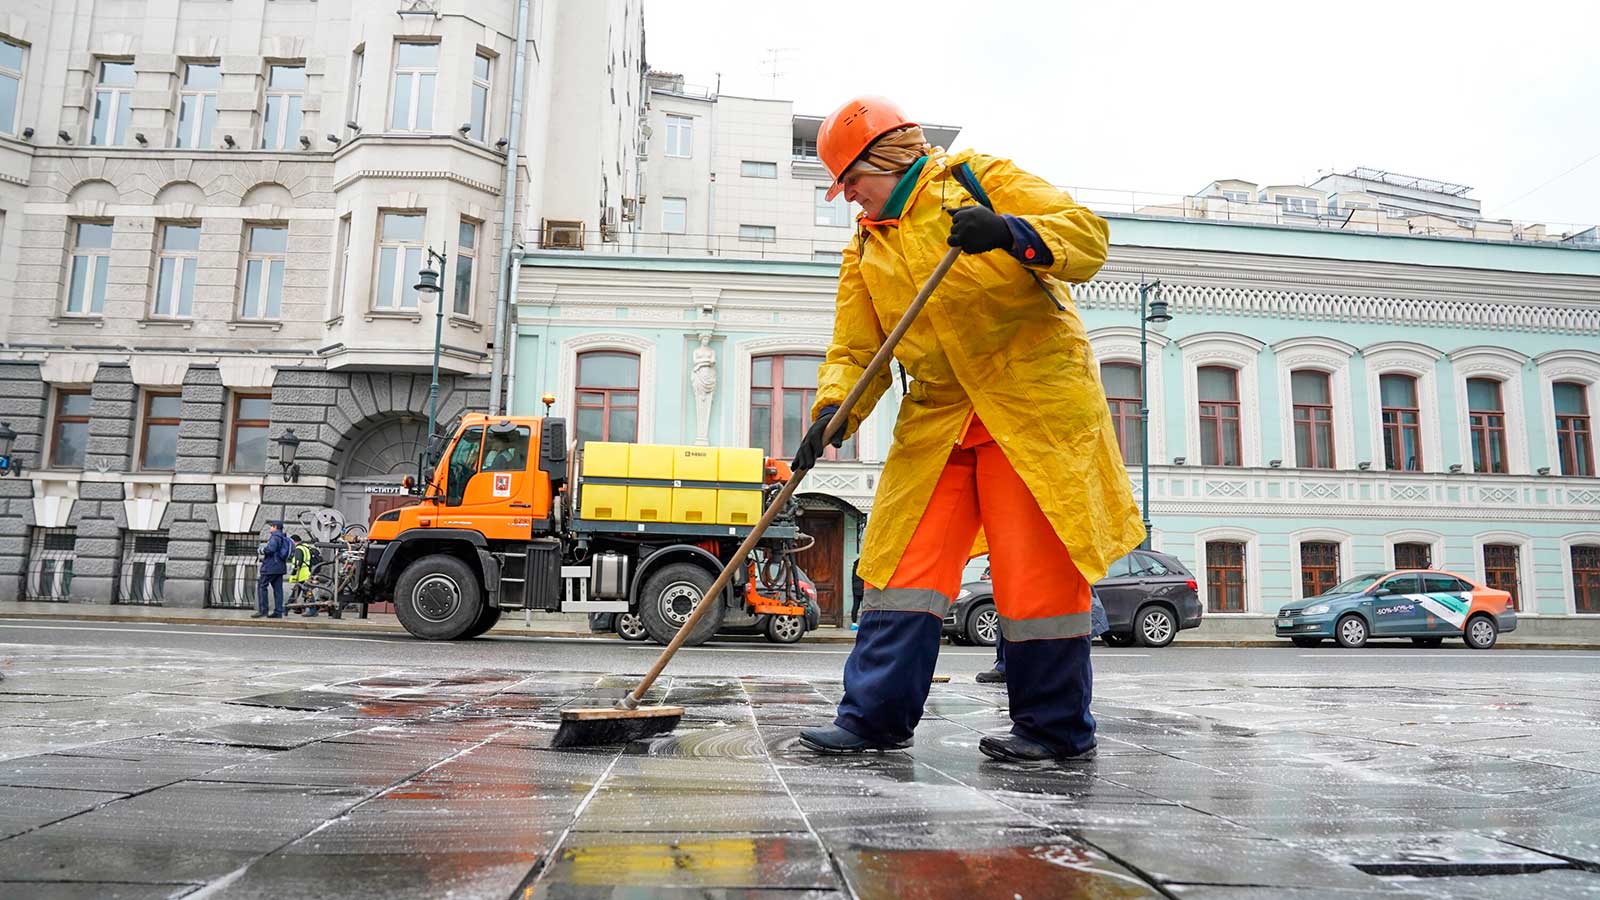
[814,148,1145,588]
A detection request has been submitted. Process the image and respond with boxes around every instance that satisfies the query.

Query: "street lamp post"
[1138,278,1171,550]
[413,247,450,443]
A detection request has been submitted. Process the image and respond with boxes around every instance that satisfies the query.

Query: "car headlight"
[1304,604,1330,615]
[956,589,971,601]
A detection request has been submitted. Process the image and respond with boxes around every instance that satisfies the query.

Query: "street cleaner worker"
[794,96,1144,762]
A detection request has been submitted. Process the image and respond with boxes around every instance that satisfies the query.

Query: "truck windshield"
[481,426,531,472]
[445,426,484,506]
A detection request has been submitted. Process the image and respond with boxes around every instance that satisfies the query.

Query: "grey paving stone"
[0,784,126,839]
[533,832,837,892]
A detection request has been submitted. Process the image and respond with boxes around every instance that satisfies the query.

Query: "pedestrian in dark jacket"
[253,520,291,619]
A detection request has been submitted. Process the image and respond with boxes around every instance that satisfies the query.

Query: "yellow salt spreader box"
[625,444,675,522]
[670,446,719,524]
[578,442,629,520]
[717,447,765,526]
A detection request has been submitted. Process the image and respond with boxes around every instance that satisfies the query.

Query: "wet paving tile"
[0,881,201,899]
[1301,831,1573,876]
[0,784,126,839]
[0,744,270,793]
[162,720,362,750]
[1068,828,1387,890]
[280,795,569,855]
[208,851,541,900]
[576,788,807,833]
[1486,824,1600,869]
[532,832,836,892]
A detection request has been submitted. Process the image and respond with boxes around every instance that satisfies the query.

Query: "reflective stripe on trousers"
[861,586,951,616]
[1002,610,1093,641]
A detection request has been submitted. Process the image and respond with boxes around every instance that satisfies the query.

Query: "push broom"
[551,244,964,748]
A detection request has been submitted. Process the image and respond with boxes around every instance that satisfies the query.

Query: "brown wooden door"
[796,510,843,626]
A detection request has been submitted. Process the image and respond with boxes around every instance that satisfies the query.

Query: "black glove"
[791,405,843,472]
[946,205,1012,253]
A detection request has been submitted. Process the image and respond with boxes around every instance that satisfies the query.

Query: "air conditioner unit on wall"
[600,207,619,242]
[541,219,585,250]
[620,197,637,221]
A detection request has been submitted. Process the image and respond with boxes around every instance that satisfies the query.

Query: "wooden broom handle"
[623,245,964,706]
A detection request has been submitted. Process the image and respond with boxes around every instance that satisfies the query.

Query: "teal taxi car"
[1275,569,1517,650]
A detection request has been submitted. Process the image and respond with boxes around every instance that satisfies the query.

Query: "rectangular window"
[1221,190,1250,204]
[468,51,491,142]
[1483,543,1520,611]
[1467,378,1508,474]
[812,250,843,263]
[1279,195,1318,215]
[750,354,855,461]
[1301,541,1340,598]
[375,212,425,310]
[333,214,352,317]
[139,392,181,471]
[738,224,776,243]
[1573,545,1600,614]
[65,221,113,315]
[25,528,77,601]
[241,225,287,319]
[1394,541,1431,570]
[153,224,200,318]
[665,114,692,157]
[390,42,438,132]
[261,63,306,150]
[209,533,262,608]
[347,47,364,124]
[740,160,777,179]
[792,137,817,160]
[453,219,477,316]
[116,531,169,605]
[575,352,640,445]
[91,59,134,145]
[1291,370,1335,469]
[1205,541,1245,612]
[50,389,91,469]
[1197,366,1241,466]
[661,197,687,234]
[1554,381,1594,477]
[815,187,850,227]
[1101,362,1142,466]
[1380,373,1423,471]
[176,62,220,148]
[1,37,26,136]
[228,393,272,473]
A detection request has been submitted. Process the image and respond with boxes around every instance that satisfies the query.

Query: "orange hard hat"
[818,95,915,201]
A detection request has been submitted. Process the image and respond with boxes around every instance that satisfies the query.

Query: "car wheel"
[1101,632,1135,647]
[1135,606,1176,648]
[764,614,805,644]
[615,612,650,642]
[1411,637,1444,648]
[1290,637,1322,648]
[393,554,483,641]
[1334,614,1368,649]
[638,562,725,646]
[1464,615,1498,650]
[966,602,1000,647]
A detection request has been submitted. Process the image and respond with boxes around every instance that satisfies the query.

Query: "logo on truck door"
[492,473,512,497]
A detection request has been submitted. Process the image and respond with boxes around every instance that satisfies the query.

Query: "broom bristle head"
[549,705,684,749]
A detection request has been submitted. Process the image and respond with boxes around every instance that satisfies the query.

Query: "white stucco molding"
[1287,527,1355,604]
[1361,340,1444,474]
[1190,526,1262,614]
[1088,326,1169,464]
[1533,349,1600,476]
[557,333,658,443]
[1271,336,1358,471]
[1470,530,1535,613]
[1381,528,1445,569]
[39,355,100,386]
[1176,331,1265,468]
[1557,532,1600,616]
[130,356,190,388]
[28,474,79,528]
[122,476,173,531]
[215,479,264,533]
[1449,345,1532,475]
[218,358,278,389]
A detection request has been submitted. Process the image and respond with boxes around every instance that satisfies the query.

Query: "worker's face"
[840,170,900,219]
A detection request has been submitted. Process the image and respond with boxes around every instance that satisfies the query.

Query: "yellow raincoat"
[814,149,1144,589]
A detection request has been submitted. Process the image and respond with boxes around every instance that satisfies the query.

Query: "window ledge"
[48,316,105,328]
[227,320,285,332]
[363,311,423,323]
[325,315,345,327]
[448,315,482,332]
[137,318,195,330]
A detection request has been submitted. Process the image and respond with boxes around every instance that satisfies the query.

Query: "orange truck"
[350,413,810,644]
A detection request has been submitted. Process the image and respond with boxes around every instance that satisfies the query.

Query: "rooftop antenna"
[762,47,796,98]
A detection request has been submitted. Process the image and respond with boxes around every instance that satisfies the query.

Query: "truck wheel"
[394,554,483,641]
[765,614,805,644]
[639,562,725,646]
[461,605,502,639]
[616,612,650,641]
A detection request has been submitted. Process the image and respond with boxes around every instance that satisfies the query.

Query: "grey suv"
[943,549,1203,648]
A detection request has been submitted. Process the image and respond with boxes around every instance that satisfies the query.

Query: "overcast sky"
[646,0,1600,230]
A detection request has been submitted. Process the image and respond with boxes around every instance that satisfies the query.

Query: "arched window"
[750,354,855,460]
[1467,378,1508,473]
[1197,366,1241,466]
[575,351,640,445]
[1379,374,1423,471]
[1290,370,1334,469]
[1100,362,1141,465]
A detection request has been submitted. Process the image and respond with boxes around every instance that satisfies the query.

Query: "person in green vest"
[288,535,318,617]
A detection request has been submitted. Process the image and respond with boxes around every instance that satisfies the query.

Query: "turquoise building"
[510,214,1600,639]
